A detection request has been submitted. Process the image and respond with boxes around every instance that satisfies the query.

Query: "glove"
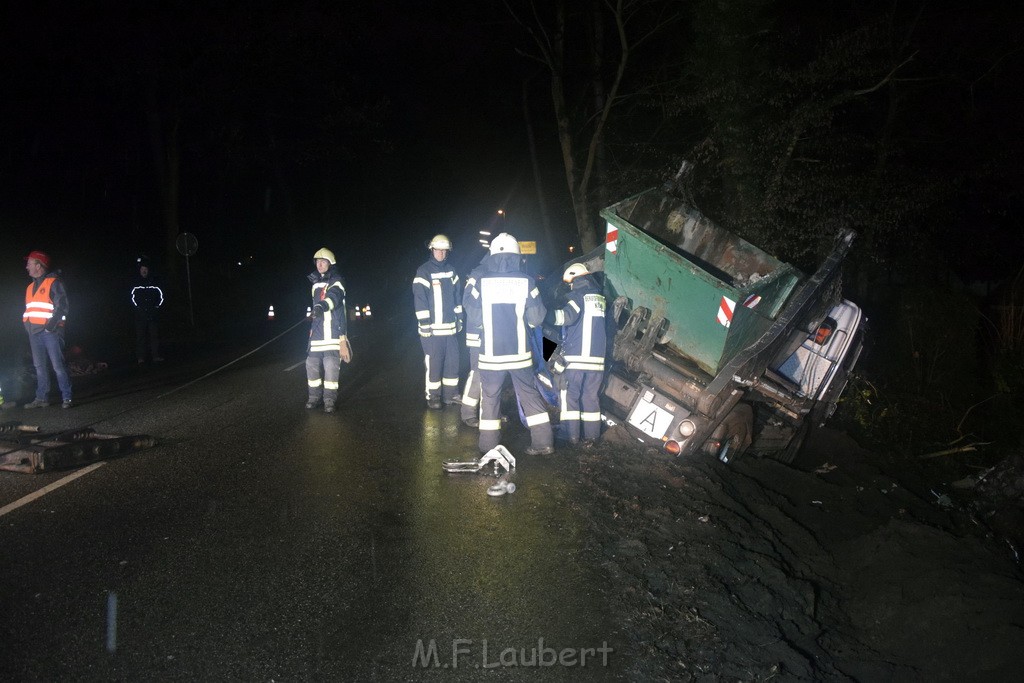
[312,303,325,318]
[44,319,61,332]
[339,337,353,364]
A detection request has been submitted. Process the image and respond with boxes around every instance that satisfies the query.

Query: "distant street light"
[497,209,506,225]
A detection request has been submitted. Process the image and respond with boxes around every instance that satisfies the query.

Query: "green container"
[600,188,802,377]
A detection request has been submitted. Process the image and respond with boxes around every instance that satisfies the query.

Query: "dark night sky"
[0,2,543,305]
[1,1,1022,357]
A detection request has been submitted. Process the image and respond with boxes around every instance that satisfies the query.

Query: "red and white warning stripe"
[717,296,735,327]
[743,293,761,309]
[605,222,619,254]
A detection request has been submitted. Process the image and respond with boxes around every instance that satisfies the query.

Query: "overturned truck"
[561,171,865,463]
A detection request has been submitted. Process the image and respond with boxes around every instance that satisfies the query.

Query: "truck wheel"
[716,403,753,465]
[772,421,811,465]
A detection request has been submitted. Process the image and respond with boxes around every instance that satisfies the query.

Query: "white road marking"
[285,361,305,371]
[0,462,106,518]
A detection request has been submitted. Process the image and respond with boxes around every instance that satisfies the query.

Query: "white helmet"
[562,263,589,283]
[489,232,520,255]
[428,234,452,251]
[313,247,336,265]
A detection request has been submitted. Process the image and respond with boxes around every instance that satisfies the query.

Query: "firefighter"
[130,256,165,363]
[459,252,493,427]
[22,250,73,409]
[306,247,351,413]
[413,234,462,409]
[548,263,606,446]
[463,233,554,455]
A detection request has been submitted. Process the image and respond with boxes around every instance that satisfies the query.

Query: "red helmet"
[25,250,51,270]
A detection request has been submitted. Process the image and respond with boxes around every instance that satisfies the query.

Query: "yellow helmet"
[562,263,589,283]
[489,232,520,255]
[428,234,452,250]
[313,247,336,265]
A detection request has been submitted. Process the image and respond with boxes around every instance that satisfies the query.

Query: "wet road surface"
[0,318,626,680]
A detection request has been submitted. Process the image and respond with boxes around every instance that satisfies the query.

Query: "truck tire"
[715,403,753,465]
[771,420,811,465]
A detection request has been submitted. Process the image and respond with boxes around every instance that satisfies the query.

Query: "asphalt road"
[0,317,625,681]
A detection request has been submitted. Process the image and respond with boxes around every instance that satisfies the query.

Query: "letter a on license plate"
[627,397,673,440]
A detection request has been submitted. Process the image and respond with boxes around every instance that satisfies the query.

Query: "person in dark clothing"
[306,247,351,413]
[413,234,462,409]
[547,264,607,445]
[130,257,165,363]
[22,250,73,409]
[463,233,554,455]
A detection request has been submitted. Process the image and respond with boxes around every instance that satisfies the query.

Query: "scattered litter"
[698,515,709,523]
[811,500,823,505]
[814,462,837,474]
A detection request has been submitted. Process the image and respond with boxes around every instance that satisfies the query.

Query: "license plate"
[627,397,674,440]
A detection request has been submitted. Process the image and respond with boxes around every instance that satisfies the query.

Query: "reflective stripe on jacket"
[309,267,347,353]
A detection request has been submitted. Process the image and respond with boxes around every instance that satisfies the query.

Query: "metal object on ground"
[0,421,157,474]
[442,445,516,475]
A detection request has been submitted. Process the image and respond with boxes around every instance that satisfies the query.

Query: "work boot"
[524,445,554,456]
[62,399,73,409]
[323,402,336,414]
[445,394,462,405]
[462,416,479,428]
[427,398,442,410]
[305,398,321,409]
[23,399,49,409]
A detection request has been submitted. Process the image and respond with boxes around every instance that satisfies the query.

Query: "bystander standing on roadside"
[130,255,165,364]
[21,250,73,409]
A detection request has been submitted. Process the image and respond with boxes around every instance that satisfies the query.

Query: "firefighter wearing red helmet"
[22,250,73,409]
[413,234,462,409]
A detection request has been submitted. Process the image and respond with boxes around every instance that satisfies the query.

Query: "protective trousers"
[306,350,341,405]
[460,347,480,423]
[420,335,460,403]
[478,366,553,454]
[559,369,603,442]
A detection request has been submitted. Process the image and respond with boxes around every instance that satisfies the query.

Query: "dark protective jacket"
[549,273,606,372]
[413,256,462,337]
[464,253,546,371]
[462,254,493,350]
[24,272,69,334]
[130,274,164,320]
[308,266,347,353]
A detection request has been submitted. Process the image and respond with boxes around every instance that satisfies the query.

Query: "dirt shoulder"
[556,428,1024,681]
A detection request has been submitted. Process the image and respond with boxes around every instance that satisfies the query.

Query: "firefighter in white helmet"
[413,234,462,409]
[463,233,554,454]
[547,262,607,446]
[306,247,351,413]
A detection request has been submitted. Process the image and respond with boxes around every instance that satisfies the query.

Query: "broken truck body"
[560,175,865,463]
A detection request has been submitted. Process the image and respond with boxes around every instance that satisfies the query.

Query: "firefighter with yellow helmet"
[306,247,351,413]
[413,233,462,409]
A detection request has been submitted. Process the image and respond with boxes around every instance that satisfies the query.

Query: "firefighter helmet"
[489,232,520,255]
[313,247,336,265]
[428,234,452,251]
[562,263,589,283]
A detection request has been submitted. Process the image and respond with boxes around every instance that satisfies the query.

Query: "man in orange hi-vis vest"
[22,250,73,409]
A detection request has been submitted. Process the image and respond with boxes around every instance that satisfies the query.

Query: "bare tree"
[507,0,681,251]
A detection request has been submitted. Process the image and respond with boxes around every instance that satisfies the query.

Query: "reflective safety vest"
[24,276,58,325]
